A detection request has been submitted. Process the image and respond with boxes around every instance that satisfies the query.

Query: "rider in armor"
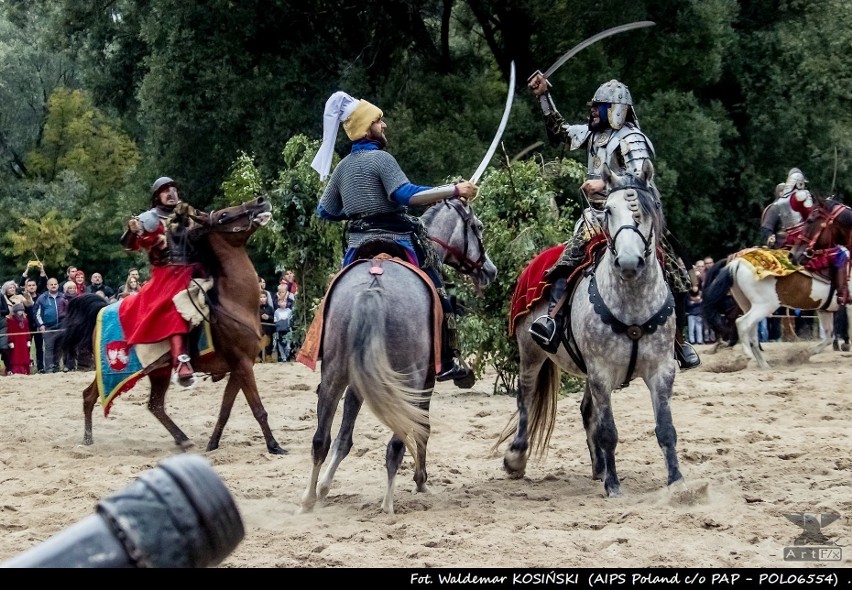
[786,170,849,305]
[527,75,700,369]
[311,91,479,385]
[119,177,203,387]
[760,182,800,248]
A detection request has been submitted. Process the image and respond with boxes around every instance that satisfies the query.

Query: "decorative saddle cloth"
[731,247,804,280]
[94,300,215,416]
[508,234,609,337]
[296,254,443,373]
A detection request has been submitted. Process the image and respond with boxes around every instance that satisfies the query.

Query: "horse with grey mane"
[299,199,497,514]
[498,162,683,497]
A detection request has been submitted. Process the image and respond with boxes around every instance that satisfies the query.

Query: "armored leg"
[529,234,586,352]
[529,277,568,353]
[662,237,700,370]
[424,266,473,387]
[169,333,196,387]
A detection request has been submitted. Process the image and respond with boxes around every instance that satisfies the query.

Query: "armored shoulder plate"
[609,125,654,176]
[138,208,163,233]
[567,124,591,151]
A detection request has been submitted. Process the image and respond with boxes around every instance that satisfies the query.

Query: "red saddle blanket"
[508,234,610,337]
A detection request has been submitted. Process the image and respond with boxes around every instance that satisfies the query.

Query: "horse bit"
[428,199,487,273]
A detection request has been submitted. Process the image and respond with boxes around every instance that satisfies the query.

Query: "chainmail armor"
[318,150,409,219]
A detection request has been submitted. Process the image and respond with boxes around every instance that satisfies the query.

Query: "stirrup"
[173,354,197,388]
[675,342,701,370]
[529,315,560,353]
[436,360,475,389]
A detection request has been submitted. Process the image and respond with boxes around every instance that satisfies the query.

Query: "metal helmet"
[150,176,177,207]
[786,168,808,191]
[590,79,635,130]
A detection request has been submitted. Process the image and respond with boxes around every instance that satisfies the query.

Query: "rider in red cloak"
[118,177,203,386]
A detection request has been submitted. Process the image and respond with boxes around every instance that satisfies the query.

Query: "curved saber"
[470,60,516,184]
[542,21,656,79]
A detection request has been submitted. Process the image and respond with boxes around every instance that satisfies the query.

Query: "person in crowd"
[21,277,46,372]
[1,280,33,374]
[6,303,32,375]
[118,176,204,386]
[686,287,704,346]
[72,270,88,296]
[312,90,478,384]
[258,291,275,361]
[259,276,274,312]
[35,278,67,373]
[86,272,116,301]
[274,295,294,362]
[118,275,141,300]
[527,73,699,369]
[61,265,78,292]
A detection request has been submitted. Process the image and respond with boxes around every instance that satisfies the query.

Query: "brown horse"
[60,197,285,454]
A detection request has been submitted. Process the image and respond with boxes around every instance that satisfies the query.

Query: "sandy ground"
[0,341,849,569]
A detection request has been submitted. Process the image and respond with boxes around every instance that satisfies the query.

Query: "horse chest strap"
[588,274,675,388]
[588,275,675,338]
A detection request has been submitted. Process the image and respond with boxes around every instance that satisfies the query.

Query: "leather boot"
[835,263,850,306]
[674,330,700,370]
[529,277,568,353]
[169,334,196,387]
[436,314,474,388]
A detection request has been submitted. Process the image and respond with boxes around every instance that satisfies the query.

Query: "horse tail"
[702,258,735,336]
[492,357,561,461]
[59,293,109,361]
[347,288,430,460]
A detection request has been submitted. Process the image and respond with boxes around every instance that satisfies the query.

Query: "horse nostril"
[614,257,621,269]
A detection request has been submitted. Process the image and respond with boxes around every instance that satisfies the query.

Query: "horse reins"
[429,200,487,273]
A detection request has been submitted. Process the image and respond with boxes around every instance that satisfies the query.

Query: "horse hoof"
[843,343,850,352]
[268,444,288,455]
[606,485,622,498]
[503,452,526,478]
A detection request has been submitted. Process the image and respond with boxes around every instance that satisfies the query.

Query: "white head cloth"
[311,91,360,180]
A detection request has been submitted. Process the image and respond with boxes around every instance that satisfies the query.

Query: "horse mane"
[420,203,441,226]
[607,171,666,242]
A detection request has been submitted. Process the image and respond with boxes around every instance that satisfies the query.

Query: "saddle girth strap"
[587,272,675,388]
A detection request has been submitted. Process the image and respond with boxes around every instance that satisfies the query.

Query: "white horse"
[702,253,846,369]
[498,161,682,497]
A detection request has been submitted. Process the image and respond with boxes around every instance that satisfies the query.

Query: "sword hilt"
[527,70,552,88]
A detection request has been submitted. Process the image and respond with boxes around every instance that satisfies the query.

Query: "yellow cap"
[342,99,383,141]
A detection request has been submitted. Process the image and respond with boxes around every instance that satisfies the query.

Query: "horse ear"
[602,163,615,189]
[641,159,655,184]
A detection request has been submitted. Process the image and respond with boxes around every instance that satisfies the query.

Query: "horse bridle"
[429,199,487,273]
[795,203,847,260]
[206,203,259,233]
[602,185,655,260]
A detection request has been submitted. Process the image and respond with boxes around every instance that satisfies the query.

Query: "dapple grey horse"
[497,162,683,497]
[300,199,497,514]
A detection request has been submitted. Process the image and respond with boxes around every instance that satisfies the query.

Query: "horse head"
[423,199,498,295]
[789,197,852,266]
[189,196,273,243]
[601,160,664,280]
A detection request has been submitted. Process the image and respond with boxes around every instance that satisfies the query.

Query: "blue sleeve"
[391,182,431,205]
[317,204,349,221]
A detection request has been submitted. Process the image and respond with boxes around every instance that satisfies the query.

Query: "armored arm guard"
[613,126,655,176]
[408,184,458,206]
